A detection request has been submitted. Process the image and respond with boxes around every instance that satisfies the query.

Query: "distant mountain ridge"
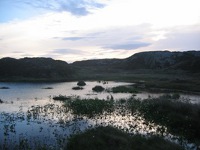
[72,51,200,72]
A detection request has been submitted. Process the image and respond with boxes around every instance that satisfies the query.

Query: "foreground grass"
[66,126,184,150]
[128,94,200,144]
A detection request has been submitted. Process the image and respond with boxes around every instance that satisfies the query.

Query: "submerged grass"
[128,94,200,144]
[66,126,184,150]
[65,98,114,117]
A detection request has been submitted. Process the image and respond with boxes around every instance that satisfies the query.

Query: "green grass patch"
[65,99,114,117]
[66,126,184,150]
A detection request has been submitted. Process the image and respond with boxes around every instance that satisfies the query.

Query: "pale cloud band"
[103,43,151,50]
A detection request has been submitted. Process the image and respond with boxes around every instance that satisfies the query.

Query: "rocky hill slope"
[72,51,200,72]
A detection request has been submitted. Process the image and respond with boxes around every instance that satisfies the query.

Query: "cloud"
[103,42,151,50]
[22,0,105,16]
[20,54,34,57]
[151,25,200,50]
[52,49,83,54]
[62,37,86,41]
[12,51,24,53]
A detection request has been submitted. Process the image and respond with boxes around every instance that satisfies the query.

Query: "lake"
[0,81,199,149]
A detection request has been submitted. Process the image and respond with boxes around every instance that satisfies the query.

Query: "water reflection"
[0,81,199,149]
[0,100,166,149]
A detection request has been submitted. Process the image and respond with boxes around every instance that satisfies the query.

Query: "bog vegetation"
[67,126,184,150]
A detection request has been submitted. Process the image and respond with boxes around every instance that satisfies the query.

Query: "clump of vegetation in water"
[72,86,83,90]
[77,81,86,86]
[92,86,105,92]
[111,86,138,93]
[65,98,114,117]
[0,99,3,103]
[53,95,70,101]
[42,87,53,89]
[66,126,184,150]
[127,94,200,144]
[0,87,10,89]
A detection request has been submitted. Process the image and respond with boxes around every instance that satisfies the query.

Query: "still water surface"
[0,81,199,149]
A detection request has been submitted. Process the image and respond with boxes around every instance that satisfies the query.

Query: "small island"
[77,81,86,86]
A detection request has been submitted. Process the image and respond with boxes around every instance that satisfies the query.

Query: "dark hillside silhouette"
[0,57,73,81]
[0,51,200,81]
[73,51,200,72]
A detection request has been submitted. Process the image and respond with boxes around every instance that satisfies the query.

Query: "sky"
[0,0,200,62]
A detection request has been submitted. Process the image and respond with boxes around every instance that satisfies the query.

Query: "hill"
[72,51,200,72]
[123,51,200,71]
[0,51,200,82]
[0,57,73,81]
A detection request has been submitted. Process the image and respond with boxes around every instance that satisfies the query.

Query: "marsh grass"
[128,94,200,144]
[65,98,114,117]
[53,95,70,101]
[66,126,184,150]
[111,86,138,93]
